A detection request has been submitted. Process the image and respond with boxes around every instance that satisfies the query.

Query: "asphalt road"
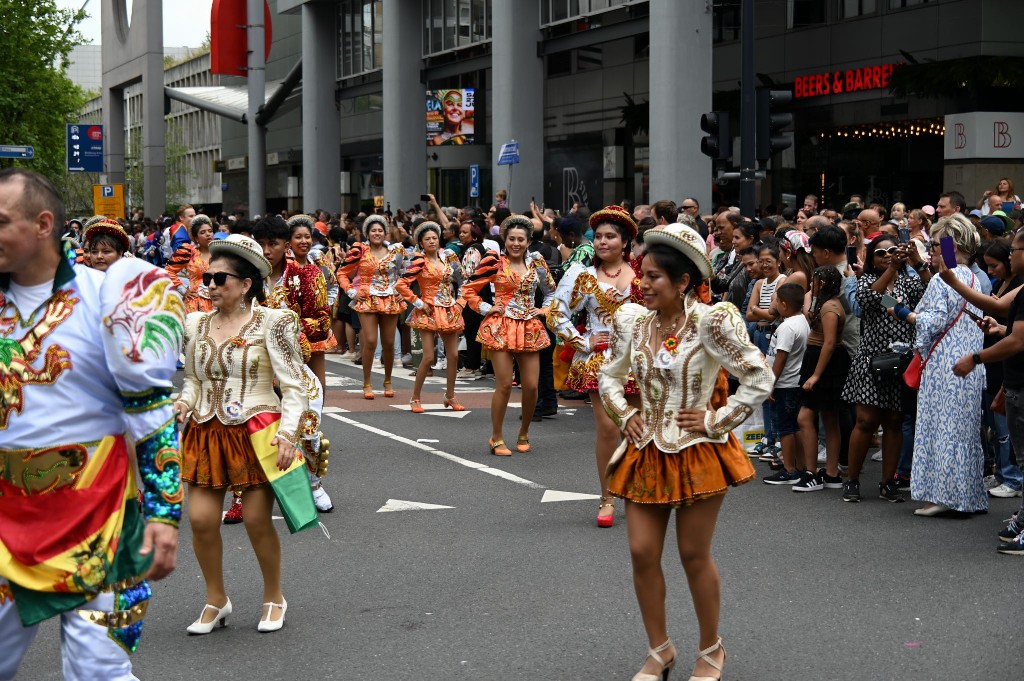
[14,354,1023,680]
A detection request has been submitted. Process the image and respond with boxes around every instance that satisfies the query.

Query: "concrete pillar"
[490,2,544,210]
[383,0,425,211]
[302,2,341,214]
[104,88,126,183]
[247,0,266,217]
[649,0,712,209]
[142,50,166,217]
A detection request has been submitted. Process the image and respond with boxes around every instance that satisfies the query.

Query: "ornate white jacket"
[178,307,310,444]
[598,296,774,453]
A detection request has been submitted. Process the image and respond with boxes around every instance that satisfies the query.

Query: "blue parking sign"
[67,124,104,173]
[469,164,480,198]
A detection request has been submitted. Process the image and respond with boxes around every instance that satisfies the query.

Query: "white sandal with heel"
[632,639,676,681]
[257,599,287,632]
[687,637,725,681]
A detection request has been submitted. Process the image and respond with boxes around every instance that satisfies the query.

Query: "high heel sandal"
[489,438,512,456]
[632,639,676,681]
[687,637,725,681]
[410,399,425,414]
[597,495,615,528]
[363,384,375,400]
[257,599,288,633]
[186,599,232,635]
[515,435,531,453]
[443,394,465,411]
[383,381,395,398]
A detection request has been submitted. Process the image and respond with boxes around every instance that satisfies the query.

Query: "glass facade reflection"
[338,0,384,78]
[422,0,491,57]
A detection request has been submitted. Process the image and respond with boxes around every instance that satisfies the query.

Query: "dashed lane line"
[323,412,544,489]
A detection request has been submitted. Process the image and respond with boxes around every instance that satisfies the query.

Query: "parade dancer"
[462,215,556,455]
[395,221,466,412]
[284,214,336,391]
[175,235,316,635]
[0,169,183,680]
[599,224,773,681]
[547,205,644,527]
[84,218,133,272]
[166,214,216,312]
[336,215,406,399]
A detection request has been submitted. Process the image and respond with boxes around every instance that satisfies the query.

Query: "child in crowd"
[762,282,811,485]
[793,267,851,492]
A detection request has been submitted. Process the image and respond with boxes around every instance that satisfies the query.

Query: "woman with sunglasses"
[840,235,924,503]
[166,215,216,312]
[462,215,556,455]
[396,221,466,413]
[176,235,312,635]
[337,215,407,399]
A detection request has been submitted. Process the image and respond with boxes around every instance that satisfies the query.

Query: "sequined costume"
[547,262,645,393]
[461,251,555,352]
[599,298,773,506]
[336,242,407,315]
[282,258,335,352]
[0,255,184,678]
[165,243,213,312]
[263,276,332,496]
[395,248,465,332]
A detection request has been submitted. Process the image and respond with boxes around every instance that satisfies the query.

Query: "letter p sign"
[102,185,114,197]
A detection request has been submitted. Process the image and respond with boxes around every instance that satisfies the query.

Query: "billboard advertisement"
[426,89,474,146]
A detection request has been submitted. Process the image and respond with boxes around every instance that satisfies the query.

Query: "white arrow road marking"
[376,499,455,513]
[324,413,544,489]
[541,490,602,503]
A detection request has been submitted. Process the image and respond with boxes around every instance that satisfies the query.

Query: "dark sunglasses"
[202,271,244,287]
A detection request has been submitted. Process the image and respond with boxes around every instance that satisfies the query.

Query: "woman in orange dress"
[395,221,465,413]
[284,215,336,393]
[462,215,556,455]
[336,216,407,399]
[166,215,215,312]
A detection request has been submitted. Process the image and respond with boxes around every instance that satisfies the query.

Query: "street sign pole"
[739,0,756,218]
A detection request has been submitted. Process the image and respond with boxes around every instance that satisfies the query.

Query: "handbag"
[870,350,912,382]
[903,273,974,390]
[992,386,1006,416]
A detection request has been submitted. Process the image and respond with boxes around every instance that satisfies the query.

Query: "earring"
[239,299,246,311]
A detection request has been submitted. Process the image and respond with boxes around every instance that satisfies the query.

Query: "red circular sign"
[87,126,103,141]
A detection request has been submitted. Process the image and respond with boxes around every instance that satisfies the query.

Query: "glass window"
[788,0,827,28]
[541,0,638,27]
[841,0,876,17]
[338,0,384,78]
[713,0,740,43]
[423,0,491,56]
[889,0,931,7]
[443,0,457,51]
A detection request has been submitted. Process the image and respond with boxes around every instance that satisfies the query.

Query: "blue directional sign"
[67,124,104,173]
[0,145,34,160]
[497,141,520,166]
[469,164,480,198]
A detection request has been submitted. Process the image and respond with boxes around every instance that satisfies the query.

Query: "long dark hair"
[809,266,842,331]
[644,243,705,294]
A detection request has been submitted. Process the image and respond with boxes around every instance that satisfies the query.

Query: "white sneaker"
[817,444,827,465]
[984,475,1001,490]
[432,358,447,371]
[989,483,1023,498]
[312,485,334,512]
[870,450,883,462]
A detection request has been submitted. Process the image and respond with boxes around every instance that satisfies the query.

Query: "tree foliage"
[0,1,88,182]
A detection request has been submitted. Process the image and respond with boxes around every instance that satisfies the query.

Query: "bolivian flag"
[246,412,318,534]
[0,436,150,626]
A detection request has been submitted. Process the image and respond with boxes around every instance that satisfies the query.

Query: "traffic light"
[700,112,732,161]
[756,88,793,162]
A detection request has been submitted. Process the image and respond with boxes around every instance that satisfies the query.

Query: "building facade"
[82,52,225,213]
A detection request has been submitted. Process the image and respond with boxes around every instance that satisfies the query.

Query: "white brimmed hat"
[209,234,272,278]
[643,224,713,279]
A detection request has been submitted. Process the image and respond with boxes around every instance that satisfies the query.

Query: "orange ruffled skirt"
[408,304,465,333]
[607,436,754,507]
[351,293,406,315]
[477,316,550,352]
[182,418,269,490]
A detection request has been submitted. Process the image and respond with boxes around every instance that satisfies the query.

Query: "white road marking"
[322,406,350,414]
[324,413,544,489]
[541,490,601,503]
[376,499,455,513]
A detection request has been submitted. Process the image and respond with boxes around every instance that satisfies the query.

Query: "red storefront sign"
[794,64,896,99]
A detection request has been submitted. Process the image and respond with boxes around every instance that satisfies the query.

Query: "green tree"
[124,120,193,215]
[0,1,87,181]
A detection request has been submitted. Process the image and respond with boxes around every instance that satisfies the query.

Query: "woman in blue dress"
[897,213,987,515]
